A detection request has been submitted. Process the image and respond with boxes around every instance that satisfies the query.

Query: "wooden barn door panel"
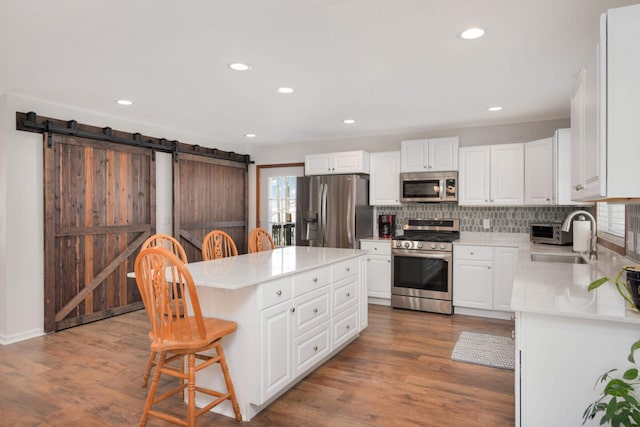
[174,154,247,260]
[44,135,155,332]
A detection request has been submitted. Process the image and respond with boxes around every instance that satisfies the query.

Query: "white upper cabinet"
[400,137,459,172]
[459,143,524,206]
[369,151,401,206]
[524,137,554,205]
[571,5,640,201]
[305,151,370,175]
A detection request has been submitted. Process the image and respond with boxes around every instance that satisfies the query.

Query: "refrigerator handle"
[347,181,353,246]
[321,182,328,246]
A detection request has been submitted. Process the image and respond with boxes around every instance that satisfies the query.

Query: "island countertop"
[183,246,365,290]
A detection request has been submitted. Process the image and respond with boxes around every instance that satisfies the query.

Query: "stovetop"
[391,218,460,251]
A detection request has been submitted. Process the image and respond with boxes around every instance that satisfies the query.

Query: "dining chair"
[139,234,188,389]
[248,227,276,253]
[134,247,242,426]
[202,230,238,260]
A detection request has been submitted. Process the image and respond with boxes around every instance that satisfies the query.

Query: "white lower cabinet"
[453,244,518,316]
[360,240,391,301]
[293,321,331,376]
[259,300,294,402]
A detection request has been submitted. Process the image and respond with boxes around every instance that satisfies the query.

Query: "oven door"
[391,249,452,300]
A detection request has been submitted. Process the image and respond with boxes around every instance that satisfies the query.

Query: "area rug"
[451,331,515,370]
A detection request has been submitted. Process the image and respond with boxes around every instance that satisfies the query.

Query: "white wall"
[0,93,248,344]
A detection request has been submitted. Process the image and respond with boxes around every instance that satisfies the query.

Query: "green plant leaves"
[589,277,611,291]
[629,340,640,364]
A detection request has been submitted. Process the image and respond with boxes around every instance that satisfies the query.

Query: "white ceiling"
[1,0,638,147]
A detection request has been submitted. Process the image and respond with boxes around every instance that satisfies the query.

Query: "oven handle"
[391,250,452,260]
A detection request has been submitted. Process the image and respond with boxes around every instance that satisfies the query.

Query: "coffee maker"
[378,214,395,238]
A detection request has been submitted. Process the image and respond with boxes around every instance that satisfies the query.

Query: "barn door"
[174,153,247,260]
[43,134,155,332]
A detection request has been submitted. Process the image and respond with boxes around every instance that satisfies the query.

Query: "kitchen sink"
[530,253,588,264]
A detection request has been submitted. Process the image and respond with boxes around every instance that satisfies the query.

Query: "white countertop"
[456,233,640,324]
[184,246,364,290]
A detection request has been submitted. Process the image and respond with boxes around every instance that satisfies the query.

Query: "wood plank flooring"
[0,305,514,426]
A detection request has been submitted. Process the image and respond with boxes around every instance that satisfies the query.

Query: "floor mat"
[451,331,515,370]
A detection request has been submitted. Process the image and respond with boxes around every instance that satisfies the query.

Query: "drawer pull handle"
[313,345,318,351]
[313,277,318,283]
[276,290,282,296]
[290,307,296,313]
[313,308,318,313]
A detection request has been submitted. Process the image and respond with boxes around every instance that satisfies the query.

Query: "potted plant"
[583,266,640,426]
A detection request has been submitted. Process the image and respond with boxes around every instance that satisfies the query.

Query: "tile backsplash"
[378,204,593,234]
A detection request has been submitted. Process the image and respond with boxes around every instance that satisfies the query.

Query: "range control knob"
[440,243,447,250]
[430,243,437,249]
[403,241,411,249]
[417,242,423,249]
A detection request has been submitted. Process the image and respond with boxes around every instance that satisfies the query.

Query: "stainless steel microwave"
[400,171,457,203]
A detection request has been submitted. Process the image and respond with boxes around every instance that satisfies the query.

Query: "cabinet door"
[333,151,369,174]
[581,40,606,200]
[490,143,524,205]
[458,146,490,205]
[259,301,293,403]
[365,254,391,299]
[369,151,401,206]
[429,137,459,171]
[453,259,493,309]
[570,69,586,201]
[400,139,428,172]
[305,153,333,175]
[524,138,554,205]
[493,247,518,311]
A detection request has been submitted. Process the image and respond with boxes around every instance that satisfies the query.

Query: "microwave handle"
[440,178,446,200]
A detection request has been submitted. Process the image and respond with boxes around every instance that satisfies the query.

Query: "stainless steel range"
[391,218,459,314]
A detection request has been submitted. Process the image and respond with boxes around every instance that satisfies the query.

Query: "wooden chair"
[248,228,276,253]
[202,230,238,260]
[134,247,242,426]
[139,234,188,388]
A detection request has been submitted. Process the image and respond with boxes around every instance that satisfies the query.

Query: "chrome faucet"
[562,210,597,260]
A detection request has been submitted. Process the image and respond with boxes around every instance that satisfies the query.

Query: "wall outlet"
[483,219,490,230]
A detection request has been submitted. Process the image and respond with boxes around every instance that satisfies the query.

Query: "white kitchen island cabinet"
[182,246,367,421]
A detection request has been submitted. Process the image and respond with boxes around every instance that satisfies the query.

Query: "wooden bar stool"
[202,230,238,260]
[248,227,276,253]
[135,247,242,426]
[139,234,189,389]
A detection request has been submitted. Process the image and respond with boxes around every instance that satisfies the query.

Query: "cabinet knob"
[374,247,377,250]
[575,184,583,191]
[313,345,318,351]
[346,267,350,272]
[546,198,550,201]
[290,307,296,313]
[346,324,351,330]
[488,266,491,269]
[313,277,318,283]
[511,330,516,339]
[367,258,371,262]
[276,290,282,296]
[387,260,390,263]
[313,308,318,313]
[346,292,351,297]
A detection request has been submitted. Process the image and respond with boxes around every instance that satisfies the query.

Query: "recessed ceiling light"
[460,27,485,40]
[343,119,356,124]
[115,99,133,106]
[229,63,251,71]
[488,106,503,112]
[277,87,294,94]
[245,133,256,138]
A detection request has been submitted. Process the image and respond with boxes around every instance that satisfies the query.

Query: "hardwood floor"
[0,305,514,426]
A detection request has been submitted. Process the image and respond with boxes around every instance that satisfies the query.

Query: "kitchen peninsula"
[175,246,367,421]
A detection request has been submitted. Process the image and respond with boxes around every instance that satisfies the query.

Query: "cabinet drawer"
[293,266,330,297]
[259,276,293,310]
[332,306,358,348]
[332,276,358,314]
[332,258,358,282]
[360,240,391,255]
[294,321,331,376]
[294,287,331,337]
[454,245,493,261]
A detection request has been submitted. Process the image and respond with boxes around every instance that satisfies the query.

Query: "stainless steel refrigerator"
[296,174,373,249]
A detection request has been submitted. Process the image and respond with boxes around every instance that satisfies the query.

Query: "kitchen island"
[179,246,368,421]
[511,243,640,427]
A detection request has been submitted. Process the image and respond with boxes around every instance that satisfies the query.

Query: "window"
[267,176,297,246]
[597,202,625,247]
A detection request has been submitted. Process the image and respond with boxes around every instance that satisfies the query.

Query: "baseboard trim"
[0,327,44,345]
